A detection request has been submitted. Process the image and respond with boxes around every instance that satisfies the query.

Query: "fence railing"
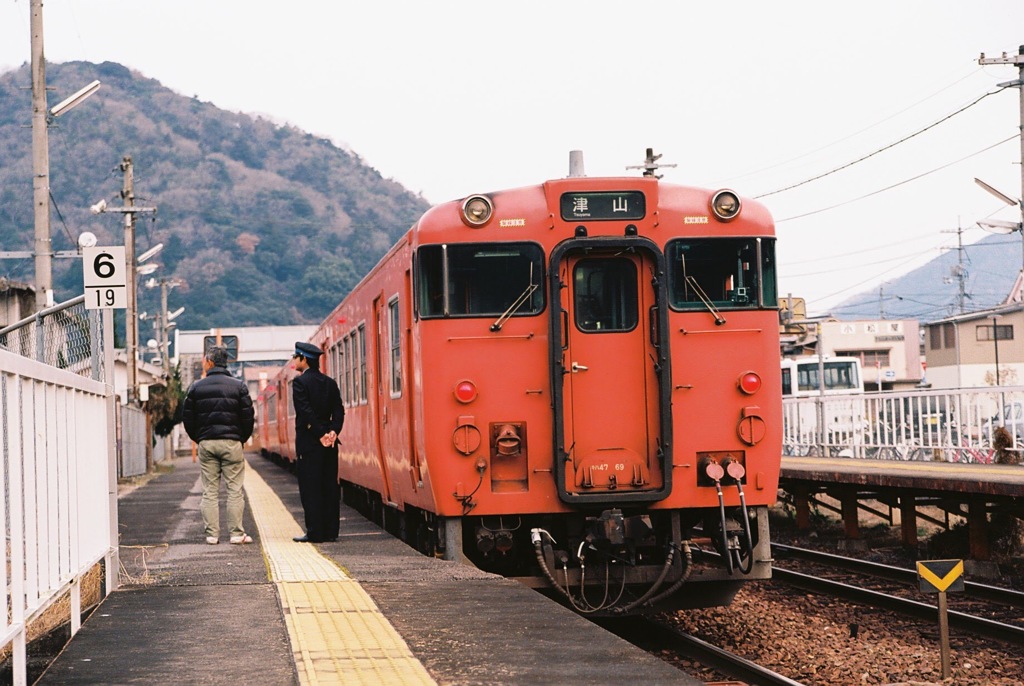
[0,295,104,381]
[120,404,149,478]
[783,385,1024,463]
[1,347,118,686]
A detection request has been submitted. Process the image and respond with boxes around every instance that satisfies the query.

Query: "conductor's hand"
[319,431,337,448]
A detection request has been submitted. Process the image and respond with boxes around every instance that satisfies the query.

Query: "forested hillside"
[0,61,431,328]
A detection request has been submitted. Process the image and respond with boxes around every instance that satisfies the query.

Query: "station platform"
[38,453,698,685]
[780,455,1024,559]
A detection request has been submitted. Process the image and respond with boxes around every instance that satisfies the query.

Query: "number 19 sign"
[83,246,127,310]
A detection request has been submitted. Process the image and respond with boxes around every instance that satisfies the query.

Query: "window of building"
[836,349,890,368]
[929,325,942,351]
[942,323,955,349]
[977,324,1014,342]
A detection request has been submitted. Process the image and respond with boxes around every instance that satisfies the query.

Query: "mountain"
[829,232,1023,322]
[0,61,432,329]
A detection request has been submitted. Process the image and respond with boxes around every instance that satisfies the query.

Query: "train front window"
[417,243,544,318]
[573,258,638,333]
[666,238,776,310]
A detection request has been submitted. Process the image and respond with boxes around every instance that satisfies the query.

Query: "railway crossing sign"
[916,559,965,593]
[82,246,127,310]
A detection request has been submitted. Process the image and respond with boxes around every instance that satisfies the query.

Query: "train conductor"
[291,341,345,543]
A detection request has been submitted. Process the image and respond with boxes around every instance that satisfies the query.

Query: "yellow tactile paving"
[243,457,437,686]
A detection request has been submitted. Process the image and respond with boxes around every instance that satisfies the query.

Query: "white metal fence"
[783,385,1024,462]
[1,347,118,685]
[0,299,119,685]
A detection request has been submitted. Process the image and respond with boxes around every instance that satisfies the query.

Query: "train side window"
[343,335,352,406]
[416,242,544,318]
[666,238,777,311]
[388,296,402,397]
[358,324,368,404]
[573,258,638,333]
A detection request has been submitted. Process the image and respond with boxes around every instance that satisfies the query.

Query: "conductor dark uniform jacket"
[292,364,344,541]
[292,366,344,457]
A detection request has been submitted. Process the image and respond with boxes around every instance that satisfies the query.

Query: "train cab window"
[417,243,544,318]
[666,238,777,310]
[573,258,638,332]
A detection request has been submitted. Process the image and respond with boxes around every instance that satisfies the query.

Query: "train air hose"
[531,529,571,599]
[643,541,693,607]
[613,544,675,614]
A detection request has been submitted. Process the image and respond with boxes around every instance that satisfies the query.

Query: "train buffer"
[37,452,697,685]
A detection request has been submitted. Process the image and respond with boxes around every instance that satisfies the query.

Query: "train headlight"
[710,190,741,222]
[454,380,478,403]
[461,195,494,227]
[738,371,762,395]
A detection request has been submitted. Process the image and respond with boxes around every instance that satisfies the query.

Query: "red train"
[257,151,781,614]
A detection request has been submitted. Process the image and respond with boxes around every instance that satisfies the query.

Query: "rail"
[783,386,1024,463]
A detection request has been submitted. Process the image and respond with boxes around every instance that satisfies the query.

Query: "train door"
[373,295,395,505]
[549,241,672,503]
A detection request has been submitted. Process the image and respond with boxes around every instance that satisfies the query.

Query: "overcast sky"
[2,1,1023,315]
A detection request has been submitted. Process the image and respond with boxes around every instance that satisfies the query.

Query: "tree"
[147,364,185,437]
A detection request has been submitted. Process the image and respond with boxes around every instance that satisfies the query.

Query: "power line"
[756,88,1005,199]
[720,66,985,185]
[776,134,1019,223]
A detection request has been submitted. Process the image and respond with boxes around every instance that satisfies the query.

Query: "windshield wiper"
[491,265,538,332]
[685,275,726,326]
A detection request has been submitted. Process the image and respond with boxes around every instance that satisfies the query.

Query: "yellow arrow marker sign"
[917,559,965,593]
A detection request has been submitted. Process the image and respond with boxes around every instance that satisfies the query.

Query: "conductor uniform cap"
[295,341,323,360]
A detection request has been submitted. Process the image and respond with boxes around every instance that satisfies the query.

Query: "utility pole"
[942,222,969,314]
[122,157,139,403]
[30,0,52,310]
[979,46,1024,268]
[93,156,156,405]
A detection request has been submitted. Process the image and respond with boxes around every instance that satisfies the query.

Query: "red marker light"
[738,372,762,395]
[454,380,478,404]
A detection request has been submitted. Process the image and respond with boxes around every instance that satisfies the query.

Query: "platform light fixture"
[974,177,1024,274]
[48,79,101,120]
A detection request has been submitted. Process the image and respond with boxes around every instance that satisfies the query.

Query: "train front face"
[414,176,781,612]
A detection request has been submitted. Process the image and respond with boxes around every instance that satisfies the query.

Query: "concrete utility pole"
[93,156,156,404]
[122,157,138,403]
[979,46,1024,265]
[30,0,52,310]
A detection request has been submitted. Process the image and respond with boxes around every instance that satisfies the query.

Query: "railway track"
[771,543,1024,645]
[595,616,803,686]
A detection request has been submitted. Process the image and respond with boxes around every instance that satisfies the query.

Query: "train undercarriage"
[340,479,772,615]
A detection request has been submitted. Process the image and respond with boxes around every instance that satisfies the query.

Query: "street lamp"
[30,0,101,311]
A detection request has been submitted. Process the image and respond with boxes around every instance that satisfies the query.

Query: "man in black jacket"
[291,341,344,543]
[182,346,255,545]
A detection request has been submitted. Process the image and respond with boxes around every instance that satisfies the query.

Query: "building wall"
[819,319,922,389]
[924,308,1024,389]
